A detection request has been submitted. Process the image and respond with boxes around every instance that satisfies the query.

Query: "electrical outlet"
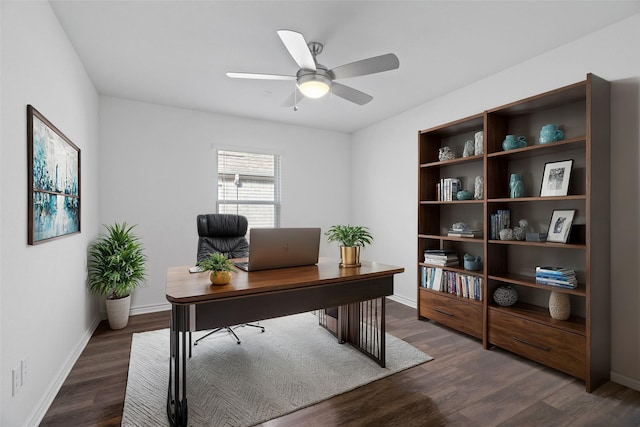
[12,365,21,396]
[21,357,29,385]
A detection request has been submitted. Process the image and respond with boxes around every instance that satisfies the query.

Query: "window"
[217,149,281,228]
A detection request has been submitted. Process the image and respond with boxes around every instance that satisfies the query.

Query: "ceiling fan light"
[297,74,331,99]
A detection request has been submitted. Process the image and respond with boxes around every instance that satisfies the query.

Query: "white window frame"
[216,149,281,228]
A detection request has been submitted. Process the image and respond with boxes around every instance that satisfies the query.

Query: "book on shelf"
[535,278,578,289]
[438,177,461,201]
[490,210,511,239]
[535,266,576,277]
[447,229,482,238]
[420,267,483,300]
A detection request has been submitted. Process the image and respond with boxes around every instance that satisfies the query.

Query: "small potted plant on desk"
[197,252,236,285]
[87,223,147,330]
[325,224,373,267]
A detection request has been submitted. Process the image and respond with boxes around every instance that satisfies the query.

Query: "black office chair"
[193,213,265,345]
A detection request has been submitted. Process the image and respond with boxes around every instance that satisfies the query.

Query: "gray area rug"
[122,312,433,426]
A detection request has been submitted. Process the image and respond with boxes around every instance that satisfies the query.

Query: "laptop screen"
[237,227,321,271]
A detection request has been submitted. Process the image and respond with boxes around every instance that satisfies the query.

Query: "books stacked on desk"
[447,228,482,238]
[423,249,459,266]
[535,266,578,289]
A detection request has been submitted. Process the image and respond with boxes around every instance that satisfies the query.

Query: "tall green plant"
[325,225,373,247]
[87,223,147,299]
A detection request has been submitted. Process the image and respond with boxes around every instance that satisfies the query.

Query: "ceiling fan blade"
[330,53,399,80]
[226,72,296,81]
[277,30,316,71]
[331,82,373,105]
[282,89,305,107]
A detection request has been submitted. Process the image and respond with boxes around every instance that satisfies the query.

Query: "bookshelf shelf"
[417,74,610,392]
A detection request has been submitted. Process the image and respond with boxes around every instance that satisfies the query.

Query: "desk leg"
[347,297,386,367]
[167,304,189,426]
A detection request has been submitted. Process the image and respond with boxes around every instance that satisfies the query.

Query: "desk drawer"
[488,308,586,379]
[419,291,482,339]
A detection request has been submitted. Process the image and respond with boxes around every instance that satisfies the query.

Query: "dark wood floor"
[41,300,640,426]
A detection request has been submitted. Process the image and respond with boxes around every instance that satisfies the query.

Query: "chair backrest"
[196,214,249,262]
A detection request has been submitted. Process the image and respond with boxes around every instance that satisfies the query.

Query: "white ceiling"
[49,0,640,133]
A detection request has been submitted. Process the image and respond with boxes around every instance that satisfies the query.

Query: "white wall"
[99,97,351,312]
[352,13,640,389]
[0,2,100,426]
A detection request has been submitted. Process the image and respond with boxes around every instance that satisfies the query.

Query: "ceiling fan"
[226,30,400,107]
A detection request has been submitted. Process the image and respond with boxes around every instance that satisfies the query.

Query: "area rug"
[122,312,432,426]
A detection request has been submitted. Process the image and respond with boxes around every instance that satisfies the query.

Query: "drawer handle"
[513,336,550,351]
[434,308,454,317]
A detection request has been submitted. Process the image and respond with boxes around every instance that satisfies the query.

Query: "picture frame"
[540,159,573,197]
[546,209,576,243]
[27,105,81,244]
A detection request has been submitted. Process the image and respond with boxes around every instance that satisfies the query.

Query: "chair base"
[193,323,265,346]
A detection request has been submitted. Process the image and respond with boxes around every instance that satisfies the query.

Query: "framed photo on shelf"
[540,159,573,197]
[546,209,576,243]
[27,105,81,245]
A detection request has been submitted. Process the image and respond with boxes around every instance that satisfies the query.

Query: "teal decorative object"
[463,253,482,271]
[539,124,564,144]
[456,190,473,200]
[510,173,524,198]
[502,135,527,150]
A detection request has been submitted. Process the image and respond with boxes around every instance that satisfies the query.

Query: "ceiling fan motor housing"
[296,66,332,98]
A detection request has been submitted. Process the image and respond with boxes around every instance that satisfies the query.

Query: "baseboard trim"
[130,302,171,316]
[28,314,102,427]
[610,371,640,392]
[388,294,416,309]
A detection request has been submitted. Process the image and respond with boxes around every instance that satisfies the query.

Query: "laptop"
[234,227,321,272]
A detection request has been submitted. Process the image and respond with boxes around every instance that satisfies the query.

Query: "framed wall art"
[540,159,573,197]
[27,105,81,244]
[546,209,576,243]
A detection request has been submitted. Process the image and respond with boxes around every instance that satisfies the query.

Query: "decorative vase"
[549,291,571,320]
[210,271,232,285]
[474,131,484,155]
[463,139,474,157]
[105,295,131,330]
[340,246,361,267]
[499,228,513,241]
[509,173,524,198]
[474,176,483,200]
[493,286,518,307]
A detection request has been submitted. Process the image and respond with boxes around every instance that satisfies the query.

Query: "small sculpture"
[463,253,482,271]
[499,228,514,241]
[452,222,468,231]
[510,173,524,198]
[438,146,456,161]
[463,140,474,157]
[474,176,483,200]
[456,190,473,200]
[474,131,484,155]
[513,219,529,241]
[494,286,518,307]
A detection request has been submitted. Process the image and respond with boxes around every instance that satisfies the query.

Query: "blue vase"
[539,124,564,144]
[510,174,524,198]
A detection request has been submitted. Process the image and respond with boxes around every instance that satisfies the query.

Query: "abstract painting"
[27,105,81,244]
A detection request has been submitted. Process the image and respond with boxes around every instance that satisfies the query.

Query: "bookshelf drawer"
[419,291,482,339]
[488,309,586,379]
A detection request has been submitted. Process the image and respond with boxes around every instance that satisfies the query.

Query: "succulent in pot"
[197,252,236,285]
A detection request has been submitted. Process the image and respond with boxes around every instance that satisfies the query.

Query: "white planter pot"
[105,295,131,330]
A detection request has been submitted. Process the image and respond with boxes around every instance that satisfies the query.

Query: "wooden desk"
[165,258,404,426]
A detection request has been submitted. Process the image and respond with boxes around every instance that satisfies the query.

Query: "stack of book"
[437,178,461,201]
[535,266,578,289]
[447,228,482,238]
[490,209,511,239]
[423,249,459,266]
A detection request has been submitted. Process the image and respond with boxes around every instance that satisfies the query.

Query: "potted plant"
[87,223,147,330]
[197,252,236,285]
[325,224,373,267]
